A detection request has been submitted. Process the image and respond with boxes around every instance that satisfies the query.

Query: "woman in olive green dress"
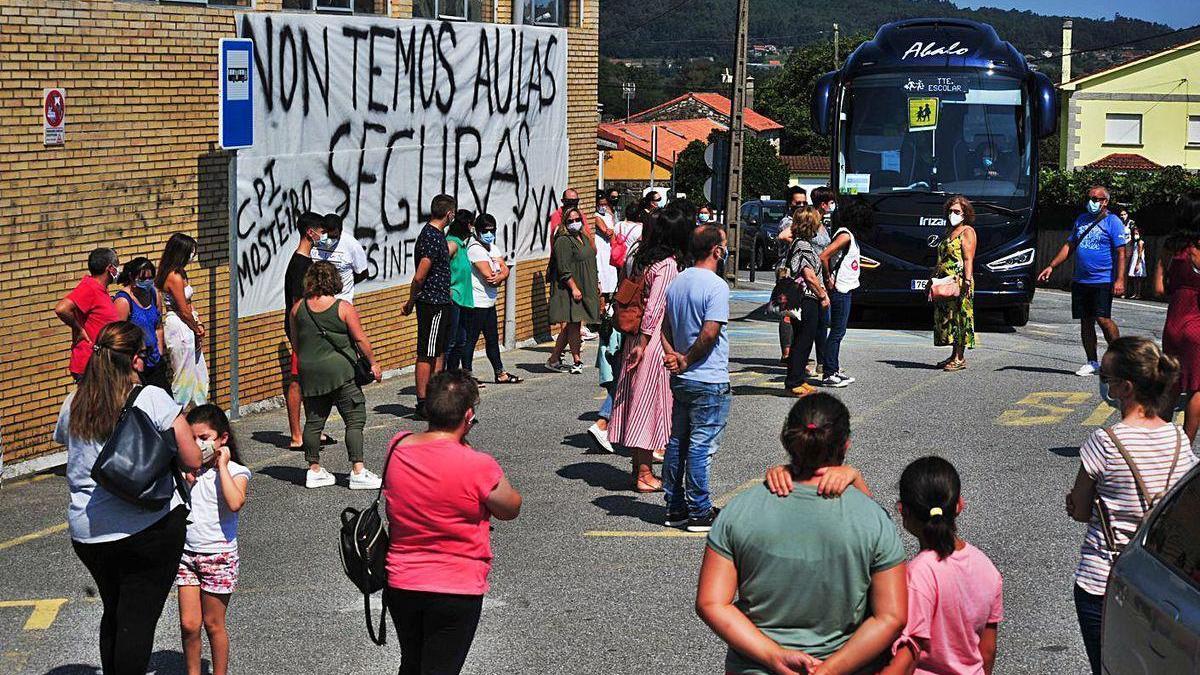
[548,207,600,374]
[933,196,977,371]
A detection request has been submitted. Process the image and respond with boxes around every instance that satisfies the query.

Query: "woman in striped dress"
[608,207,691,492]
[1065,336,1196,675]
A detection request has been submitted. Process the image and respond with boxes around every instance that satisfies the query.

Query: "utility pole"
[723,0,750,284]
[622,81,636,124]
[833,23,840,67]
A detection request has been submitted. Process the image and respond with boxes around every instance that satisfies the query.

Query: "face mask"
[1099,379,1121,411]
[717,245,729,262]
[1087,199,1102,215]
[567,220,583,234]
[982,156,994,168]
[480,232,496,245]
[197,438,216,464]
[698,212,711,223]
[948,212,964,226]
[826,202,837,213]
[136,279,155,291]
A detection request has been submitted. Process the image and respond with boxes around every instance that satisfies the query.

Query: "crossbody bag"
[1094,426,1183,553]
[304,299,374,387]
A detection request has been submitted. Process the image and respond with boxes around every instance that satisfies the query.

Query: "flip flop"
[495,372,524,384]
[943,360,967,372]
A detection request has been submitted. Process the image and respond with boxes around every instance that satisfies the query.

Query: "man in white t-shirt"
[311,213,369,302]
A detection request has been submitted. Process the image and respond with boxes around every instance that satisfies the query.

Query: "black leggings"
[385,588,484,675]
[462,306,505,377]
[785,297,821,389]
[72,506,187,675]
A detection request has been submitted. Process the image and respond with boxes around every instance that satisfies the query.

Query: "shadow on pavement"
[374,403,418,419]
[563,432,601,452]
[730,357,785,370]
[592,494,666,525]
[879,359,942,370]
[1049,446,1081,458]
[557,461,631,491]
[577,411,600,423]
[995,365,1079,376]
[258,465,310,487]
[732,384,788,397]
[45,651,200,675]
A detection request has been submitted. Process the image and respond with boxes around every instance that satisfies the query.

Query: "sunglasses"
[567,219,583,225]
[949,208,964,215]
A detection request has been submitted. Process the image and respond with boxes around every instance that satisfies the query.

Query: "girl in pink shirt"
[883,457,1004,675]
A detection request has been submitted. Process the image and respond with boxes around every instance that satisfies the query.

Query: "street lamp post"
[622,82,636,124]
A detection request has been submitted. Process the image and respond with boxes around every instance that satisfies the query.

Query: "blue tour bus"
[810,18,1058,326]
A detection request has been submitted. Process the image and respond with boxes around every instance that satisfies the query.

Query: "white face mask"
[948,212,964,226]
[826,202,837,213]
[197,438,216,464]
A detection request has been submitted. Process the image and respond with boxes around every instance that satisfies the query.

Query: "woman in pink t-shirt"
[382,371,522,675]
[882,456,1004,675]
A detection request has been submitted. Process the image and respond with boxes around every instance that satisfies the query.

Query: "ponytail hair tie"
[92,343,102,353]
[928,507,944,518]
[806,423,818,430]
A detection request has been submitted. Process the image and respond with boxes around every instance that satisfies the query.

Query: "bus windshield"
[839,70,1031,201]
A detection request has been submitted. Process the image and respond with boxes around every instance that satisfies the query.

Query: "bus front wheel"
[1004,304,1030,327]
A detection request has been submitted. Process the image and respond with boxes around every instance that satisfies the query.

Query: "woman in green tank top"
[445,209,477,373]
[289,261,384,491]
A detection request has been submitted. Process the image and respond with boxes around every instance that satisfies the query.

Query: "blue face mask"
[480,232,496,246]
[982,156,994,168]
[1087,199,1102,215]
[698,212,711,223]
[135,279,155,291]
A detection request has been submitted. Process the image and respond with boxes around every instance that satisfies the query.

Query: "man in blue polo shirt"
[1038,185,1127,376]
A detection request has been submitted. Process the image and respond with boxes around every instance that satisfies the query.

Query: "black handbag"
[339,432,407,646]
[305,300,374,387]
[91,385,187,510]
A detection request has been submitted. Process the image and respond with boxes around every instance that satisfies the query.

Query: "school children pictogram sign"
[43,88,65,146]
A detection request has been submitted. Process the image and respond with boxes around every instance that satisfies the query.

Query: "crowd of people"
[48,175,1200,675]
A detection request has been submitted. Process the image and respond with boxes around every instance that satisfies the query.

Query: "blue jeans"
[1074,585,1103,675]
[823,290,852,374]
[663,378,732,518]
[598,381,616,420]
[444,303,467,371]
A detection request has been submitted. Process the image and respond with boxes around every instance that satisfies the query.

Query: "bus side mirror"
[1031,71,1058,140]
[810,71,838,136]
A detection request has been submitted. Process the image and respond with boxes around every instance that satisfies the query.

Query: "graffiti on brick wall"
[235,14,568,317]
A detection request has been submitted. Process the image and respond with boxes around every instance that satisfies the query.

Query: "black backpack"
[339,432,408,646]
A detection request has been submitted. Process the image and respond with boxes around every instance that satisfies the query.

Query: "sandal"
[635,478,664,493]
[495,372,524,384]
[943,359,967,372]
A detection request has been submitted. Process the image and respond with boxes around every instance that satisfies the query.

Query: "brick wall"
[0,0,597,468]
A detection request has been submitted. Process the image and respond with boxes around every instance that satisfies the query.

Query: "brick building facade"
[0,0,598,472]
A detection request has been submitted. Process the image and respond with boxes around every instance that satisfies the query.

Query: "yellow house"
[1059,37,1200,170]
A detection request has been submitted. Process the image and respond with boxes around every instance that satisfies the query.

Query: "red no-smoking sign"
[43,88,65,146]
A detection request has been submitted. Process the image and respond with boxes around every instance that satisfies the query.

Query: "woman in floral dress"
[933,196,977,371]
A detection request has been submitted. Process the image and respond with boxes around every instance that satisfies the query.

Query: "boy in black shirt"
[284,212,324,449]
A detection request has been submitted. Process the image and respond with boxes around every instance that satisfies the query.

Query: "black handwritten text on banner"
[234,14,568,317]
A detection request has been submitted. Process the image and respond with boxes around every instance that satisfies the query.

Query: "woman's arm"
[472,259,499,285]
[172,415,202,472]
[341,302,382,381]
[1152,256,1167,298]
[113,295,132,321]
[696,547,823,675]
[816,563,907,675]
[215,449,248,512]
[802,267,830,308]
[1066,464,1096,523]
[819,233,851,280]
[165,273,204,337]
[492,256,510,284]
[485,474,522,520]
[962,228,977,286]
[980,624,999,675]
[878,641,920,675]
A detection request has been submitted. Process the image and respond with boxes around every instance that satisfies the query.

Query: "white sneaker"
[1076,361,1100,377]
[835,371,856,384]
[349,468,383,490]
[587,423,615,453]
[306,468,336,489]
[581,327,599,341]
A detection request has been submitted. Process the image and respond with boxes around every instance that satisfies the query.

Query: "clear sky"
[960,0,1200,29]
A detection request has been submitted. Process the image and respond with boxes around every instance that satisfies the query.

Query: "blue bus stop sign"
[219,39,253,150]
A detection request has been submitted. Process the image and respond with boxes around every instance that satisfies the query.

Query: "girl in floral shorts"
[177,405,251,675]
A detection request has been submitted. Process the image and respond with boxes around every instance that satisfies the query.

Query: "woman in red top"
[1154,191,1200,440]
[382,370,522,675]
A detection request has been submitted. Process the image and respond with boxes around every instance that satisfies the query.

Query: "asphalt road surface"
[0,281,1176,675]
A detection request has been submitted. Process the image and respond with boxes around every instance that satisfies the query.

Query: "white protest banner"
[235,14,568,317]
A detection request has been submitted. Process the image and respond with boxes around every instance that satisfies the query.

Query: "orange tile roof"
[1085,153,1162,171]
[780,155,830,174]
[628,92,784,133]
[598,118,726,168]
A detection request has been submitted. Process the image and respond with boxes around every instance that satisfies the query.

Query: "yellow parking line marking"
[1,474,56,489]
[997,392,1092,426]
[584,530,707,538]
[1083,402,1116,427]
[0,523,68,553]
[0,599,68,630]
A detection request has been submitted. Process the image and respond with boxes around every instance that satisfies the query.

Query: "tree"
[672,140,711,205]
[756,35,868,156]
[742,134,790,200]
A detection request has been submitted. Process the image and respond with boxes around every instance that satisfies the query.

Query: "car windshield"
[838,70,1031,200]
[760,202,789,223]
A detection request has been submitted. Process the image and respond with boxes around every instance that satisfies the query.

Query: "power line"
[1029,24,1198,62]
[598,0,697,40]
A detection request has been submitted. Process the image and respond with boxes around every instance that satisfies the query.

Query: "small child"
[177,404,250,675]
[882,457,1003,675]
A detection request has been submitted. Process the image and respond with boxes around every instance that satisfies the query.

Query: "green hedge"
[1037,166,1200,234]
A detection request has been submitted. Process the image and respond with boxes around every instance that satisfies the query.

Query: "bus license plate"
[911,279,929,291]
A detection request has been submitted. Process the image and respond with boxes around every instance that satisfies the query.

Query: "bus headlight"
[986,248,1035,272]
[860,255,881,269]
